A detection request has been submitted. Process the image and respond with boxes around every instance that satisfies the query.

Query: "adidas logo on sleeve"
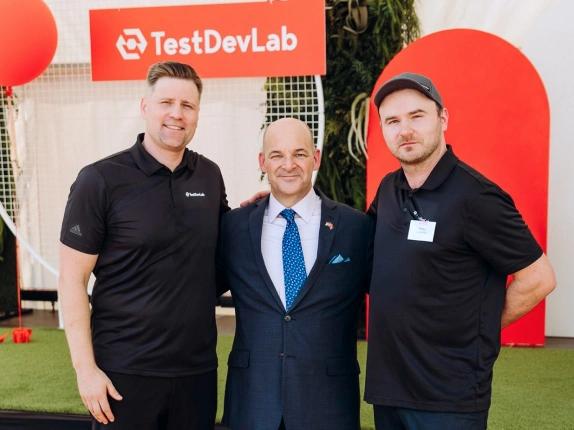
[69,224,82,237]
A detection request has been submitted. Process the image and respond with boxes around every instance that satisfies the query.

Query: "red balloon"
[0,0,58,86]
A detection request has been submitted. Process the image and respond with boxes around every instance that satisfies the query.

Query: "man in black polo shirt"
[365,72,556,429]
[58,62,227,429]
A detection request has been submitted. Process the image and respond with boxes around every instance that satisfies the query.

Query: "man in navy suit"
[219,118,372,430]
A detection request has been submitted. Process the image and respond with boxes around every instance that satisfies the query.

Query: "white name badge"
[407,220,436,242]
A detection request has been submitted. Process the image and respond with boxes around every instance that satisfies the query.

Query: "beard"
[396,141,440,165]
[394,126,443,166]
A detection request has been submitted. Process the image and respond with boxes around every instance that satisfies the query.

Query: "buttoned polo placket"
[130,138,200,230]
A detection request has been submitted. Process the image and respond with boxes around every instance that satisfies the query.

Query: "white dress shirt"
[261,188,322,308]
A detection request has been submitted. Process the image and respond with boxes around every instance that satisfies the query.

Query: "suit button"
[284,315,291,322]
[279,352,285,358]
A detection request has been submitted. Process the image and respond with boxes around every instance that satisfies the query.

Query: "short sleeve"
[463,185,542,275]
[60,165,107,254]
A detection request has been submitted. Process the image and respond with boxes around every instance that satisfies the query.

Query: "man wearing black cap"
[365,72,556,429]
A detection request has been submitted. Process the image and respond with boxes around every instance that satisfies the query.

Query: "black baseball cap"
[373,72,443,109]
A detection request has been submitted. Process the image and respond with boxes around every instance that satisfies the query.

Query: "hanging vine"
[317,0,419,209]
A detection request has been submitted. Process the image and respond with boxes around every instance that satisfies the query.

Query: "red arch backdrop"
[366,29,549,346]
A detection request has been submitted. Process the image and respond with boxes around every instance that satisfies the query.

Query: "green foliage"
[317,0,419,209]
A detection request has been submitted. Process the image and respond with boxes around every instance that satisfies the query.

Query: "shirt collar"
[268,188,319,223]
[130,133,197,176]
[395,144,458,191]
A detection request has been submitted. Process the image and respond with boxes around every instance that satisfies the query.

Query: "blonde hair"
[146,61,203,95]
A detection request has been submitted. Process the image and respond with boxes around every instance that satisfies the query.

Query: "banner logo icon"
[116,28,147,60]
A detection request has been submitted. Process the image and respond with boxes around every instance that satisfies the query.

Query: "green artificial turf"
[1,328,573,428]
[489,347,574,429]
[0,327,84,414]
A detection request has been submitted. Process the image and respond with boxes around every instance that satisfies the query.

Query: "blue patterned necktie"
[280,208,307,310]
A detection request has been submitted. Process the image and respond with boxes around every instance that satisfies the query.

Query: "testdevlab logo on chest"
[116,26,298,60]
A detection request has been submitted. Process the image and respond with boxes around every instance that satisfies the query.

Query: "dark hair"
[146,61,203,96]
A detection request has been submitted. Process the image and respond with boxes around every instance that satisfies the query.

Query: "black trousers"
[374,405,488,430]
[92,370,217,430]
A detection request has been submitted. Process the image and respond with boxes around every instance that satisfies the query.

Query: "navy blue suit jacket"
[219,192,372,430]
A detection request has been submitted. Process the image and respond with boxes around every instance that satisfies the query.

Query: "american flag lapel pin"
[324,221,334,231]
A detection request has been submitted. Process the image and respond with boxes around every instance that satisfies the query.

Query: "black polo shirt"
[365,146,542,412]
[60,133,228,377]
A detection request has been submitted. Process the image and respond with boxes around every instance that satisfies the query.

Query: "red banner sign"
[89,1,326,81]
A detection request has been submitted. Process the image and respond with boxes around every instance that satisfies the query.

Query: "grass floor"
[0,328,573,429]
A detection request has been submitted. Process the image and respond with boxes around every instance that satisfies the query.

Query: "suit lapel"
[248,197,285,312]
[290,191,339,310]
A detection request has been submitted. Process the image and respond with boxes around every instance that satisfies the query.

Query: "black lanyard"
[404,193,427,221]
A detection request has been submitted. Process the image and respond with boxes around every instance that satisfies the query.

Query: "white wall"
[522,2,574,337]
[415,0,573,337]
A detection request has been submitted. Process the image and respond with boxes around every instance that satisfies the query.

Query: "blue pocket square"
[329,254,351,264]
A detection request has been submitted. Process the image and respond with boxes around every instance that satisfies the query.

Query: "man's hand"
[59,244,120,422]
[240,190,269,207]
[76,365,123,424]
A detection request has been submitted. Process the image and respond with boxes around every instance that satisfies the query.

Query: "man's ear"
[313,149,321,171]
[440,107,449,132]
